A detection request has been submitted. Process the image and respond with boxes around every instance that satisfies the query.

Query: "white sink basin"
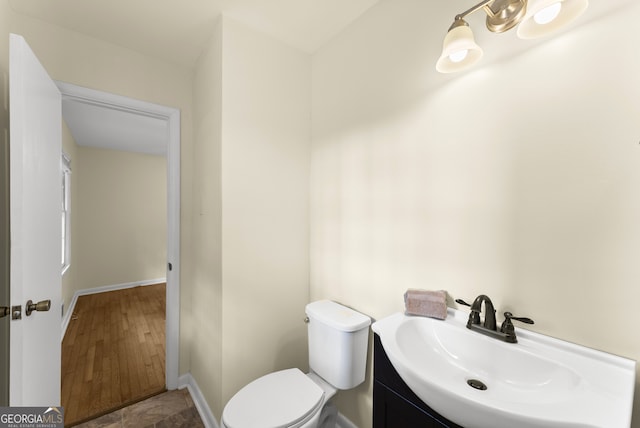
[372,309,636,428]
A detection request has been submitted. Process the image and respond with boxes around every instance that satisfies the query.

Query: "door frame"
[55,81,181,390]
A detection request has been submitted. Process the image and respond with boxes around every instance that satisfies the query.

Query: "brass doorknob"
[0,306,9,318]
[25,299,51,316]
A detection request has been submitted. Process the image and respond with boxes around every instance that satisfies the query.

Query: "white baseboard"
[61,278,166,340]
[178,373,219,428]
[336,412,359,428]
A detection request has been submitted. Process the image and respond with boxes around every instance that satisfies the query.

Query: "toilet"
[220,300,371,428]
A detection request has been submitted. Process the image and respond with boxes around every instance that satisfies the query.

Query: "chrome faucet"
[456,295,534,343]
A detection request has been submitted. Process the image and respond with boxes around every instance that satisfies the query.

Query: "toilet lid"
[223,368,325,428]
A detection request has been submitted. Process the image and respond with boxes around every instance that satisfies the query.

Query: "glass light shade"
[534,2,562,24]
[517,0,588,39]
[436,24,483,73]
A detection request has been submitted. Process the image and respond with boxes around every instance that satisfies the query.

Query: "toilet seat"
[222,368,325,428]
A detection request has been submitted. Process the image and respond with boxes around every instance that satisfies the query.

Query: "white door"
[9,33,62,406]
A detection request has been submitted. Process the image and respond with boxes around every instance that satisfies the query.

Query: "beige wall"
[0,1,195,375]
[191,16,224,415]
[220,15,310,406]
[311,1,640,426]
[73,146,166,291]
[191,16,311,418]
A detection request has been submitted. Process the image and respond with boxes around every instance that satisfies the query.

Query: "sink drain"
[467,379,487,391]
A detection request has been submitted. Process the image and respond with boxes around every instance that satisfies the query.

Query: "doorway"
[56,82,180,420]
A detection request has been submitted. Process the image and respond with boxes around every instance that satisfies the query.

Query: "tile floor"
[73,388,204,428]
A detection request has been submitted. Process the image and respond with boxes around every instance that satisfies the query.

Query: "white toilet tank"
[305,300,371,390]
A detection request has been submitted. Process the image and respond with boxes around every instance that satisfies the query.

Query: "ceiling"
[60,93,169,156]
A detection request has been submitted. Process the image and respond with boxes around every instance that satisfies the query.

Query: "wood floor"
[62,284,166,427]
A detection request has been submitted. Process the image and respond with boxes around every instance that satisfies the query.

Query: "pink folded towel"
[404,289,448,320]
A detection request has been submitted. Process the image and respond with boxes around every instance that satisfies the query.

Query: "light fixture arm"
[454,0,495,22]
[451,0,529,34]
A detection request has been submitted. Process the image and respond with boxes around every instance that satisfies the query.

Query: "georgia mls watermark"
[0,407,64,428]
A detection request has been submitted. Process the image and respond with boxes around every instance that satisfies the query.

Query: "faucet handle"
[456,298,481,327]
[503,312,534,325]
[455,298,472,307]
[500,312,534,343]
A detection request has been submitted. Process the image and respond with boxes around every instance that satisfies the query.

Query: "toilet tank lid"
[305,300,371,332]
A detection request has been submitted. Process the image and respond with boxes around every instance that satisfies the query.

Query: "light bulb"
[534,2,562,25]
[449,49,468,63]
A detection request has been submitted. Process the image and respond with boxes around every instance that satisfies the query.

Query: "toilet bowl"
[220,369,336,428]
[220,300,371,428]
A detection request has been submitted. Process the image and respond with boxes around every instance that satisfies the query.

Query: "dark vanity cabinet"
[373,334,463,428]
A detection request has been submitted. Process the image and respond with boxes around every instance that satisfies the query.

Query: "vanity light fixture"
[436,0,588,73]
